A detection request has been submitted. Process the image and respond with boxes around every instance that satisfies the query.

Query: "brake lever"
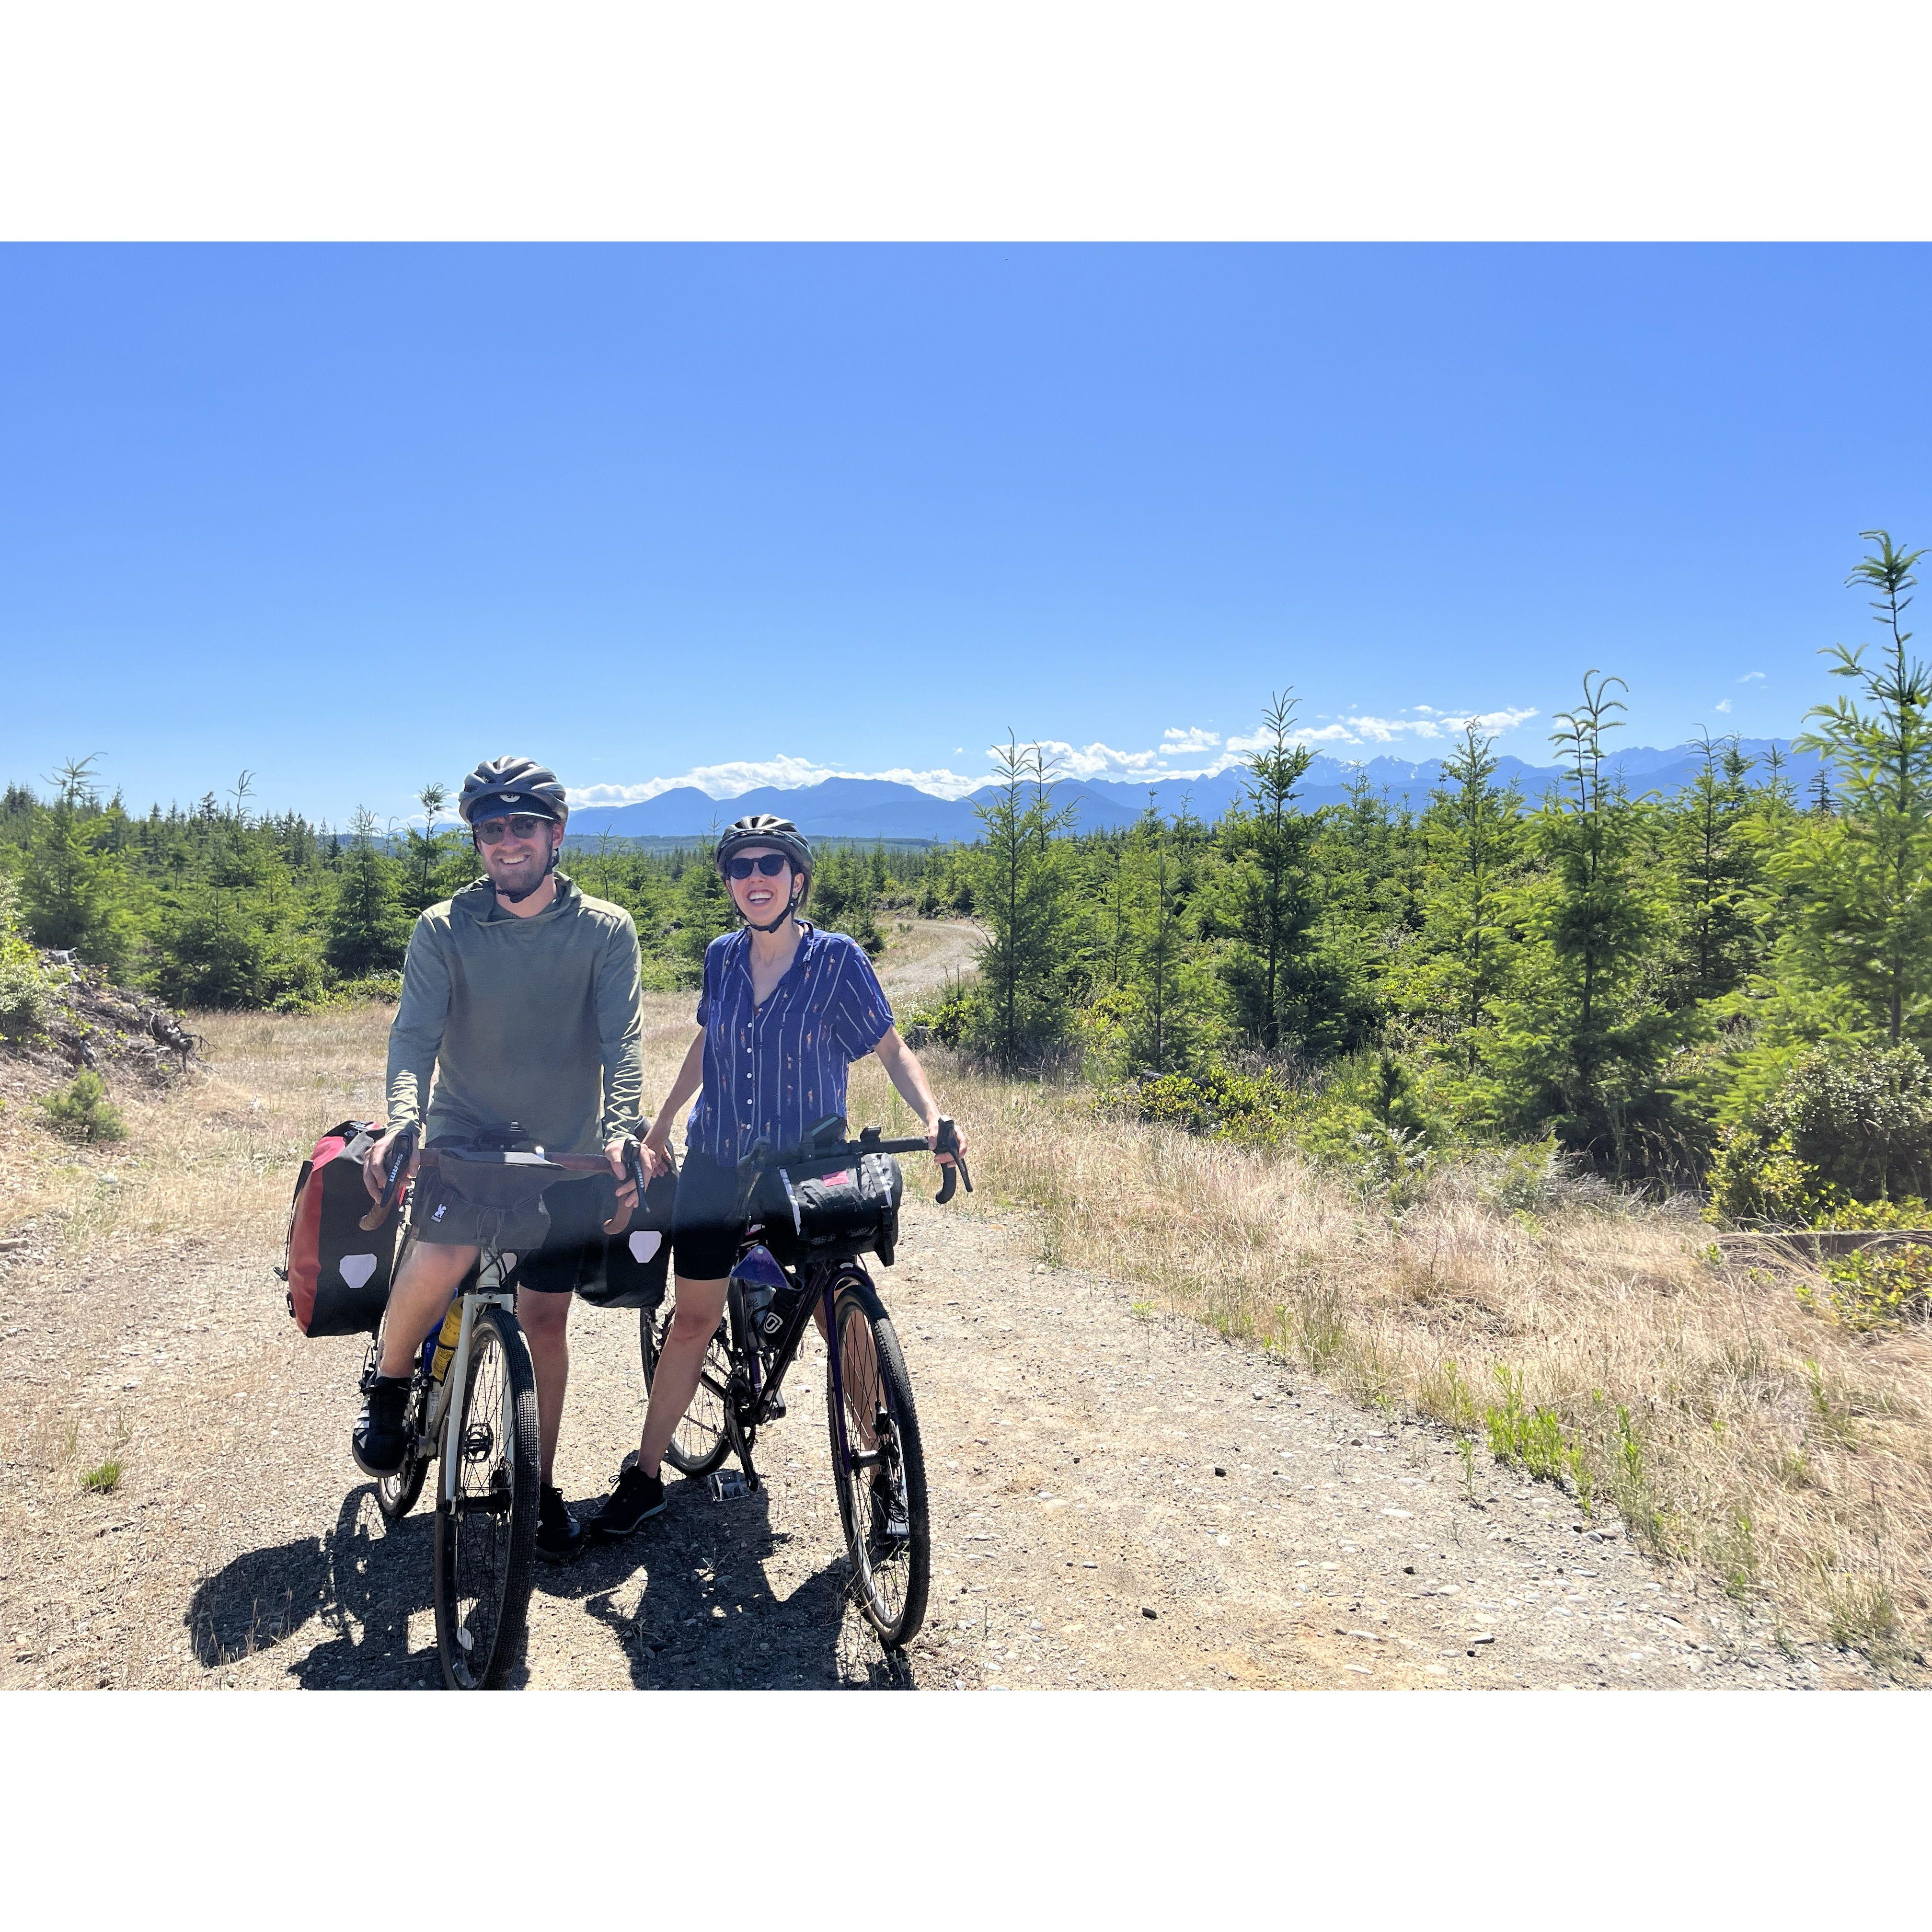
[933,1115,973,1204]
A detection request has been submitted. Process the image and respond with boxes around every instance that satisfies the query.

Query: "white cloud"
[1714,699,1733,713]
[1738,671,1765,683]
[570,702,1542,806]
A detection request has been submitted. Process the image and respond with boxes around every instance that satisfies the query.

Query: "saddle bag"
[282,1120,401,1337]
[774,1151,903,1265]
[576,1169,678,1311]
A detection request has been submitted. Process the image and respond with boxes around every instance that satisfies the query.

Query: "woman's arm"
[872,1028,969,1163]
[643,1030,705,1166]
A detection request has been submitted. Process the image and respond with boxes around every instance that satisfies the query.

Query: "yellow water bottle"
[429,1303,464,1383]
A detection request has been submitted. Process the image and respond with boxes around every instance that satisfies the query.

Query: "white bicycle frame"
[423,1249,519,1506]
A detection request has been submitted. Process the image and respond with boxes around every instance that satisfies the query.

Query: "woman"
[591,813,967,1534]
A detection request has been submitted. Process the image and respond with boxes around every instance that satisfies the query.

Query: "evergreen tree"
[1387,724,1525,1070]
[968,737,1077,1066]
[20,757,130,971]
[1769,531,1932,1048]
[1489,675,1680,1174]
[1665,731,1761,1006]
[325,808,409,978]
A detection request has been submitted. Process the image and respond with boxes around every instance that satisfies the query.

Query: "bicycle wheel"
[640,1306,734,1477]
[827,1274,929,1650]
[369,1315,429,1522]
[432,1305,540,1690]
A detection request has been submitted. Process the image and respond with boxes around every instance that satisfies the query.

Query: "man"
[351,755,656,1563]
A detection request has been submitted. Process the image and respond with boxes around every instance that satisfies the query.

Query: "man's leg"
[377,1240,480,1376]
[638,1274,730,1476]
[356,1238,478,1477]
[516,1285,572,1488]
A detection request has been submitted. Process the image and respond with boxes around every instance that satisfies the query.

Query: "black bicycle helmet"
[715,814,812,877]
[457,756,568,826]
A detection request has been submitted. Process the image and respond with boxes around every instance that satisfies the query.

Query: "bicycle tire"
[432,1305,539,1690]
[369,1311,429,1522]
[827,1274,930,1650]
[640,1306,734,1478]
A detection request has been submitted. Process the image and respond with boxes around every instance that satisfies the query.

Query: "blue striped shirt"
[686,923,896,1167]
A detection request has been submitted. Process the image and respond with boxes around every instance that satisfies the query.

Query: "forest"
[5,533,1930,1241]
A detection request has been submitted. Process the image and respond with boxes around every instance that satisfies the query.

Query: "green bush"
[1803,1242,1932,1332]
[1132,1064,1295,1148]
[1711,1043,1932,1224]
[0,875,49,1038]
[36,1070,126,1142]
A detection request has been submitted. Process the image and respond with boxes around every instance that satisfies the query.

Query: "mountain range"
[564,739,1826,845]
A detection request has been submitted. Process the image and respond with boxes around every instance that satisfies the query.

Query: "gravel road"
[1,1187,1845,1691]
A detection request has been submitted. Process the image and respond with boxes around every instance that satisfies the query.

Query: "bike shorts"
[411,1162,617,1297]
[668,1150,748,1281]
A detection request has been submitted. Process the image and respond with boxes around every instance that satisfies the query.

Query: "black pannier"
[770,1151,903,1265]
[576,1169,678,1310]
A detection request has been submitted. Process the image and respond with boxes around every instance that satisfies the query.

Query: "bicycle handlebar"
[736,1116,973,1205]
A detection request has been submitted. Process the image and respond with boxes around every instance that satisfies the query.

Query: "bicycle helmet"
[716,815,811,932]
[457,756,568,826]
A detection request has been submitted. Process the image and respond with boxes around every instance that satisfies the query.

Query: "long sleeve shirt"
[385,874,644,1157]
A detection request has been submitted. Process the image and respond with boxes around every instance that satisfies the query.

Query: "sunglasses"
[475,814,552,845]
[727,853,792,880]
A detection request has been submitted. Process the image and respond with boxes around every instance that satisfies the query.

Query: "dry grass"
[856,1052,1932,1667]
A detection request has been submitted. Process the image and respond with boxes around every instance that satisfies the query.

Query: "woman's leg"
[638,1273,729,1476]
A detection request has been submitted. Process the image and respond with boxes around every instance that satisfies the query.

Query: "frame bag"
[282,1120,401,1337]
[577,1169,678,1310]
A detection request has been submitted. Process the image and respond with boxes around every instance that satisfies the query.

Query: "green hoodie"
[385,874,644,1156]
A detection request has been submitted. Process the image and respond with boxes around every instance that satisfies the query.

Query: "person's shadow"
[184,1471,916,1690]
[185,1485,442,1688]
[547,1458,916,1691]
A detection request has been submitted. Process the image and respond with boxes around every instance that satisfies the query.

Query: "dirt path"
[1,1185,1836,1692]
[0,919,1856,1690]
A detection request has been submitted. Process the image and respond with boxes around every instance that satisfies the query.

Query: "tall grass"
[845,1051,1932,1663]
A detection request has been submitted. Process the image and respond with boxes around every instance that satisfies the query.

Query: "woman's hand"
[927,1115,968,1166]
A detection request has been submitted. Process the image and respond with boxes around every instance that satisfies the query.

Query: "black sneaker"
[352,1375,412,1477]
[537,1485,588,1564]
[593,1465,666,1538]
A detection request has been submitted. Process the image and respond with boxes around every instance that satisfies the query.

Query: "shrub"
[0,875,49,1038]
[1711,1043,1932,1224]
[1804,1242,1932,1332]
[36,1070,127,1142]
[1132,1064,1296,1148]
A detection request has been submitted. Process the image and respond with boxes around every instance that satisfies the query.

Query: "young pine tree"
[325,809,409,979]
[1490,675,1681,1175]
[1768,531,1932,1049]
[968,737,1077,1067]
[1387,724,1525,1072]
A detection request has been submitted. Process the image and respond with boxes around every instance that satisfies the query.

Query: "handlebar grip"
[359,1124,419,1232]
[933,1116,972,1203]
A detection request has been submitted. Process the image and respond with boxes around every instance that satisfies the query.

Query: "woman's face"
[727,846,795,923]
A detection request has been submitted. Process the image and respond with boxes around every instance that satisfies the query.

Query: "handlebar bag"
[776,1151,904,1266]
[281,1120,401,1337]
[577,1169,678,1310]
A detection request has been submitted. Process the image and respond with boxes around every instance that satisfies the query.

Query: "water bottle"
[731,1244,797,1346]
[429,1303,464,1383]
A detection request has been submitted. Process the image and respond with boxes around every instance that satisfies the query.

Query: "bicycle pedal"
[708,1470,753,1503]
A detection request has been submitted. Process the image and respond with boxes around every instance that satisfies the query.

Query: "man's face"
[475,811,563,897]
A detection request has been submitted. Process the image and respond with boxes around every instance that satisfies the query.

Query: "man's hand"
[926,1116,969,1166]
[363,1124,420,1202]
[605,1136,642,1215]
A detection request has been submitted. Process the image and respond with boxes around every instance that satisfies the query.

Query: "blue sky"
[3,244,1929,823]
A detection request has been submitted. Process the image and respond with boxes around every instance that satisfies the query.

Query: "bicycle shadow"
[184,1485,442,1689]
[546,1465,916,1691]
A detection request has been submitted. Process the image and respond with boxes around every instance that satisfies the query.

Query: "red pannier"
[282,1120,402,1337]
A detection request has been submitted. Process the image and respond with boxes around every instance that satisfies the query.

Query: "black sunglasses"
[475,814,552,844]
[727,853,792,880]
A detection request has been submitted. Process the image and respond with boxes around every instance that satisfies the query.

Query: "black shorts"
[410,1164,616,1297]
[669,1150,751,1281]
